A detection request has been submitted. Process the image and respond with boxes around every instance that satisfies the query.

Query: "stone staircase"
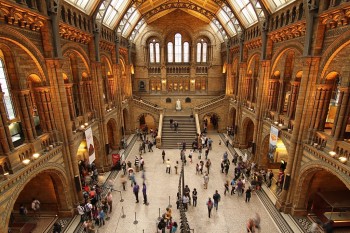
[161,116,197,149]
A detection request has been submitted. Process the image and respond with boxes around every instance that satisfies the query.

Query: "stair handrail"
[132,97,163,113]
[132,95,161,108]
[193,94,226,111]
[156,113,164,148]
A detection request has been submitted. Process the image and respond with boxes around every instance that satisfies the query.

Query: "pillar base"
[291,207,308,216]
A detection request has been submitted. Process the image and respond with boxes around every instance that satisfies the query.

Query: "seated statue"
[176,99,181,111]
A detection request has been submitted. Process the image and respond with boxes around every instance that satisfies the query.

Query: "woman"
[206,198,213,218]
[247,218,255,233]
[171,221,178,233]
[192,188,198,207]
[224,181,229,195]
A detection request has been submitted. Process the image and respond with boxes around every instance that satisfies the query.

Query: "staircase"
[161,116,197,149]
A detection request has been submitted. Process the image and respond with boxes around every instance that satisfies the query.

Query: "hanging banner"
[269,126,279,162]
[85,127,95,164]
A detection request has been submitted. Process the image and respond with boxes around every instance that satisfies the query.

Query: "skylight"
[65,0,96,14]
[229,0,258,27]
[265,0,296,12]
[102,0,129,29]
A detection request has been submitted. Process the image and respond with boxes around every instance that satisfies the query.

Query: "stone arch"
[107,118,118,150]
[139,30,165,47]
[192,29,217,45]
[293,162,350,214]
[136,113,157,131]
[5,165,72,232]
[61,43,90,73]
[202,112,220,131]
[271,47,303,74]
[241,117,255,147]
[101,54,113,74]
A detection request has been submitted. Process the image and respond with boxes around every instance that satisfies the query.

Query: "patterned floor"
[47,217,73,233]
[293,216,323,233]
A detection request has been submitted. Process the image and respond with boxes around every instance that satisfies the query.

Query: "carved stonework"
[100,40,115,52]
[59,23,92,44]
[244,38,262,50]
[320,6,350,29]
[0,1,46,31]
[269,22,306,43]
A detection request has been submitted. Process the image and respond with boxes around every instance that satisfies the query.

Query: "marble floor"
[98,133,281,233]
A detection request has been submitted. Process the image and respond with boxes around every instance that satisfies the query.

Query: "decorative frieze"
[320,6,350,29]
[244,38,262,50]
[59,23,92,44]
[269,22,306,43]
[0,1,46,31]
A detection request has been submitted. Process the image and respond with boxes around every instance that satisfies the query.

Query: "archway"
[107,118,118,150]
[138,113,156,133]
[294,167,350,228]
[9,169,70,231]
[202,113,220,132]
[242,117,254,147]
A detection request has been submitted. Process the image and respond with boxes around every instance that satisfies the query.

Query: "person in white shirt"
[31,198,40,217]
[182,195,189,211]
[166,159,171,173]
[77,204,85,222]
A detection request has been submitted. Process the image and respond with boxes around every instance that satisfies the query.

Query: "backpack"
[207,200,213,208]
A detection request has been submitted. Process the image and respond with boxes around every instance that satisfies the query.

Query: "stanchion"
[133,212,138,224]
[119,191,124,202]
[168,196,172,208]
[121,206,126,218]
[157,208,161,221]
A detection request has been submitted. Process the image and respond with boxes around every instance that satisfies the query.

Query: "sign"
[269,126,279,162]
[85,127,95,164]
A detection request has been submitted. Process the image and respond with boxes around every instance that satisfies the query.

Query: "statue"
[176,99,182,111]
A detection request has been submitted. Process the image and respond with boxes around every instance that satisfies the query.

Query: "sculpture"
[176,99,182,111]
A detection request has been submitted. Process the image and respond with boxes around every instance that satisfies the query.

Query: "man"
[206,198,213,218]
[169,118,174,129]
[31,198,40,217]
[174,121,179,133]
[162,150,166,163]
[133,182,140,203]
[77,204,85,222]
[182,195,189,211]
[106,191,113,213]
[203,172,209,189]
[142,183,148,205]
[166,159,171,174]
[212,190,221,211]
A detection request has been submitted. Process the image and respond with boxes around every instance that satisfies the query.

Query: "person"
[19,204,28,221]
[120,174,127,191]
[212,190,221,211]
[174,121,179,133]
[182,195,189,211]
[77,204,85,222]
[106,191,113,213]
[165,207,172,223]
[205,159,211,174]
[246,187,252,202]
[166,159,171,174]
[224,181,229,195]
[162,150,166,163]
[121,160,127,175]
[133,182,140,203]
[98,207,105,227]
[171,221,178,232]
[323,220,334,233]
[254,213,261,232]
[142,183,148,204]
[230,178,236,195]
[188,150,193,163]
[192,188,198,207]
[268,170,274,188]
[174,161,178,174]
[158,218,166,233]
[205,148,209,160]
[206,197,213,218]
[140,156,145,170]
[31,198,40,217]
[53,222,62,233]
[175,99,181,111]
[247,218,255,233]
[170,119,174,129]
[203,172,209,189]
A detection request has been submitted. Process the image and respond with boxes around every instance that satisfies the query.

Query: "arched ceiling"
[65,0,296,42]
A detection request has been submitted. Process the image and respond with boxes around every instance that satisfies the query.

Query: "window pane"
[155,43,160,63]
[184,42,189,63]
[196,43,201,63]
[203,43,207,62]
[175,33,182,63]
[168,42,173,63]
[149,43,154,63]
[0,60,15,120]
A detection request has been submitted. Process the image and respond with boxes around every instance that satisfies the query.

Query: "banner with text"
[269,126,279,162]
[85,127,96,164]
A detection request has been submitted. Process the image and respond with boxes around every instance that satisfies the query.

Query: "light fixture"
[33,153,40,159]
[329,151,336,158]
[84,123,88,126]
[339,156,347,164]
[80,125,85,129]
[22,159,30,165]
[274,121,279,125]
[278,123,283,127]
[4,172,9,176]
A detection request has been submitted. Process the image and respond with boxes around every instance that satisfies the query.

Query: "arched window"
[175,33,182,63]
[0,58,15,120]
[167,42,173,63]
[149,40,160,63]
[149,42,155,63]
[183,42,189,63]
[196,39,208,63]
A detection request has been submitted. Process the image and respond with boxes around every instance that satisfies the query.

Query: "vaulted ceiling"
[65,0,296,41]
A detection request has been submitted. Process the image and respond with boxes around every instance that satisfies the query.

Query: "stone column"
[287,82,300,119]
[0,92,13,153]
[333,87,349,139]
[17,90,36,142]
[64,84,76,120]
